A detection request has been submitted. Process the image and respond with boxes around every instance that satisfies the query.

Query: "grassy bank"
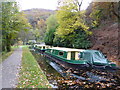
[1,46,19,63]
[17,47,51,88]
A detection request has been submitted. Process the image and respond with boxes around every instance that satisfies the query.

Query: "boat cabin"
[35,44,52,50]
[46,47,84,60]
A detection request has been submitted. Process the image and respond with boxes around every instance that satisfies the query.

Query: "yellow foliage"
[56,0,89,37]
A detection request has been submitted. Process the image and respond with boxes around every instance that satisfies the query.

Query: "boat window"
[59,52,64,56]
[71,52,75,60]
[79,52,83,58]
[43,46,45,49]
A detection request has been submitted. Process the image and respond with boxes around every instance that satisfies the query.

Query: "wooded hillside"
[85,2,119,61]
[21,8,54,43]
[23,8,54,29]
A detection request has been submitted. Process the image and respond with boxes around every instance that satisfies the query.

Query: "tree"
[44,15,58,45]
[88,2,119,28]
[55,0,91,48]
[2,2,30,52]
[36,19,47,42]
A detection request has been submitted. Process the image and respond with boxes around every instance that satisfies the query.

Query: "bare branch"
[78,0,83,11]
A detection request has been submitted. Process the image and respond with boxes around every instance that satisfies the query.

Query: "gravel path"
[0,47,22,89]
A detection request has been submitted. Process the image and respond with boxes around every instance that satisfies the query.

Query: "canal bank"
[17,47,51,88]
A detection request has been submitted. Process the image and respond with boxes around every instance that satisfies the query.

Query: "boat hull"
[44,52,90,70]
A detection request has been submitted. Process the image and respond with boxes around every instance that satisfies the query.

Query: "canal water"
[31,50,120,89]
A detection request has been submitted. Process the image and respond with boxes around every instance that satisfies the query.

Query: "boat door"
[71,52,75,60]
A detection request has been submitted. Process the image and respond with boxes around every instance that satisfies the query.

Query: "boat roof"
[50,47,85,52]
[35,44,49,47]
[83,50,99,53]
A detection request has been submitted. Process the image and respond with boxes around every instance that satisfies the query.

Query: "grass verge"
[17,47,51,88]
[1,46,19,63]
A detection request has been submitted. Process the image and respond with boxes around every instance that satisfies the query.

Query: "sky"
[17,0,92,10]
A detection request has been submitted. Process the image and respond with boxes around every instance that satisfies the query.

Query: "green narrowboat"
[34,44,52,53]
[45,47,117,70]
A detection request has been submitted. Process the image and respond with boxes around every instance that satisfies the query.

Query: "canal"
[31,50,120,89]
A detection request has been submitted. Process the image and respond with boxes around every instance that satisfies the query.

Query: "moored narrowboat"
[34,44,52,53]
[45,47,118,70]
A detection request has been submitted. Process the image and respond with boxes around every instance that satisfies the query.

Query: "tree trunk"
[6,35,11,52]
[2,43,6,51]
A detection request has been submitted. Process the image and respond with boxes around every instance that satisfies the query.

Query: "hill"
[85,2,119,65]
[23,8,54,19]
[21,8,55,42]
[23,8,54,28]
[89,21,119,64]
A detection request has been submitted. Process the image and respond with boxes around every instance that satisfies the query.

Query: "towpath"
[0,47,22,89]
